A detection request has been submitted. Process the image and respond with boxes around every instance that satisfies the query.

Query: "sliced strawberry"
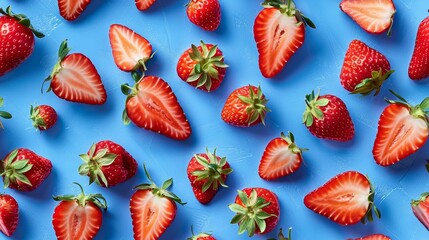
[340,0,396,36]
[411,192,429,230]
[0,194,18,237]
[58,0,91,21]
[135,0,156,11]
[350,234,391,240]
[109,24,152,72]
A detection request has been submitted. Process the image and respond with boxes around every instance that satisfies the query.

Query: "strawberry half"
[0,97,12,129]
[109,24,153,72]
[58,0,91,21]
[43,40,107,105]
[186,0,221,31]
[340,0,396,36]
[52,182,106,240]
[0,194,19,237]
[135,0,157,11]
[122,74,191,140]
[411,192,429,230]
[349,234,391,240]
[304,171,380,225]
[258,132,307,180]
[372,90,429,166]
[408,16,429,80]
[29,105,58,131]
[130,165,185,240]
[254,0,315,78]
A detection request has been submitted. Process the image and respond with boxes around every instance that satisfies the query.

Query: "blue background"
[1,0,429,239]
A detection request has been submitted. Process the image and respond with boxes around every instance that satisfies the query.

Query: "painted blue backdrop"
[0,0,428,239]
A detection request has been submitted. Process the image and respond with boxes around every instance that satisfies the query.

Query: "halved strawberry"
[109,24,153,72]
[135,0,156,11]
[340,0,396,36]
[304,171,380,225]
[58,0,91,21]
[411,192,429,230]
[0,97,12,129]
[258,132,307,180]
[349,234,391,240]
[254,0,315,78]
[0,194,19,237]
[373,90,429,166]
[43,40,107,105]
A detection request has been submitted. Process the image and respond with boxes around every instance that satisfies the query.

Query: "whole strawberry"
[409,16,429,80]
[0,194,19,237]
[221,85,269,127]
[30,105,58,131]
[187,148,232,204]
[0,148,52,191]
[0,97,12,129]
[340,40,394,95]
[187,0,221,31]
[78,140,137,187]
[0,6,44,76]
[411,192,429,230]
[177,41,228,92]
[302,90,355,141]
[229,188,280,237]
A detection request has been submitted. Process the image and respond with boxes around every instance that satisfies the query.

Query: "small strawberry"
[43,39,107,105]
[267,228,292,240]
[177,41,228,92]
[409,16,429,80]
[130,165,185,239]
[58,0,91,21]
[254,0,315,78]
[187,226,215,240]
[52,182,106,240]
[349,234,391,240]
[135,0,156,11]
[304,171,380,225]
[302,90,355,141]
[78,140,138,187]
[411,192,429,230]
[0,148,52,191]
[229,188,280,237]
[29,105,58,131]
[186,0,221,31]
[221,85,269,127]
[340,0,395,36]
[340,40,394,95]
[372,90,429,166]
[258,132,307,180]
[0,6,44,76]
[0,97,12,129]
[187,148,232,204]
[0,194,19,237]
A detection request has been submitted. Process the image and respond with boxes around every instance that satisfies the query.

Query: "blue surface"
[1,0,429,239]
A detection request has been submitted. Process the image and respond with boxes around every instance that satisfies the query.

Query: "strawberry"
[408,16,429,80]
[0,148,52,191]
[340,40,394,95]
[411,192,429,230]
[187,148,232,204]
[258,132,307,180]
[349,234,391,240]
[109,24,153,72]
[122,74,191,140]
[177,41,228,92]
[78,140,138,187]
[254,0,315,78]
[43,40,107,105]
[302,90,355,141]
[221,85,269,127]
[340,0,396,36]
[29,105,58,131]
[135,0,156,11]
[52,182,106,240]
[304,171,380,225]
[0,97,12,129]
[130,165,185,240]
[0,194,19,237]
[372,90,429,166]
[0,6,44,76]
[186,0,221,31]
[267,228,292,240]
[229,188,280,237]
[58,0,91,21]
[187,227,215,240]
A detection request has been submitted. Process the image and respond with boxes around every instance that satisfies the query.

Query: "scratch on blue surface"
[162,10,172,54]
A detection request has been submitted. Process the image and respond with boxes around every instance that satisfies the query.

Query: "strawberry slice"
[349,234,391,240]
[411,192,429,230]
[58,0,91,21]
[258,132,307,180]
[135,0,156,11]
[304,171,380,225]
[109,24,153,72]
[43,40,107,105]
[373,91,429,166]
[340,0,396,36]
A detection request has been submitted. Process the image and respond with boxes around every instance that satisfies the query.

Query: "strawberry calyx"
[42,39,71,93]
[267,227,292,240]
[53,182,107,211]
[0,97,12,129]
[261,0,315,28]
[78,144,118,187]
[411,192,429,207]
[121,72,143,125]
[352,69,395,96]
[238,85,270,126]
[229,189,276,237]
[303,90,329,127]
[187,225,213,240]
[187,41,228,92]
[133,51,156,74]
[0,6,44,38]
[0,149,33,188]
[281,132,308,156]
[191,148,233,192]
[29,105,47,129]
[386,90,429,124]
[361,176,381,224]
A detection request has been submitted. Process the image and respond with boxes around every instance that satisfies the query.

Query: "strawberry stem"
[53,182,108,211]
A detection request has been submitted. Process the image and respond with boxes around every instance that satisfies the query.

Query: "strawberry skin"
[0,194,18,237]
[411,192,429,230]
[58,0,91,21]
[409,16,429,80]
[135,0,156,11]
[340,40,393,95]
[350,234,391,240]
[30,105,58,131]
[187,0,221,31]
